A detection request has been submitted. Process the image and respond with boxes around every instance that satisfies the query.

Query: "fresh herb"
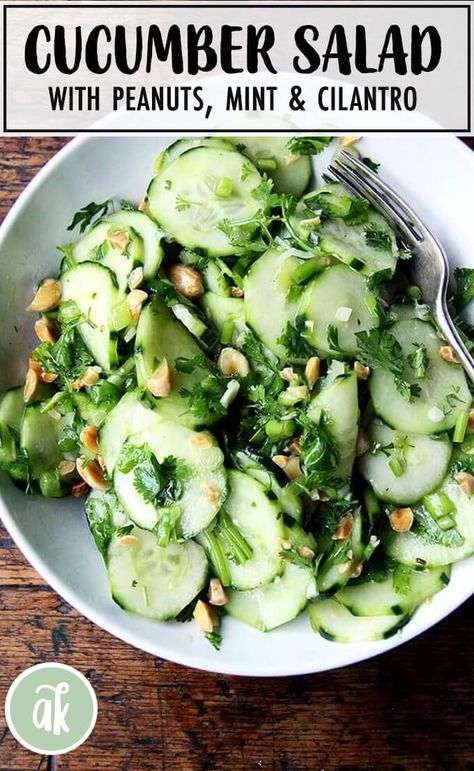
[180,373,228,422]
[364,224,392,252]
[67,199,113,233]
[32,302,93,386]
[280,546,320,576]
[298,411,342,494]
[326,325,347,357]
[85,489,128,556]
[397,249,413,261]
[366,268,393,291]
[355,328,421,402]
[117,445,189,511]
[116,524,134,538]
[361,156,380,173]
[414,508,464,548]
[175,194,201,212]
[204,631,222,650]
[215,511,253,565]
[286,137,333,156]
[443,386,464,416]
[407,343,428,379]
[318,500,358,537]
[175,354,207,374]
[454,267,474,310]
[120,199,136,211]
[277,315,315,360]
[392,564,412,595]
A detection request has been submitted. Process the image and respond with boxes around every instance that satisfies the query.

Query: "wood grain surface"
[0,137,473,771]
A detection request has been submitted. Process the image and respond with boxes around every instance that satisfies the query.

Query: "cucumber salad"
[3,135,474,649]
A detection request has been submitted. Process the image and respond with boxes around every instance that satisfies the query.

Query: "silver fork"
[327,150,474,383]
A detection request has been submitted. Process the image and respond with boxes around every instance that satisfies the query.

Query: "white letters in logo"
[32,682,70,736]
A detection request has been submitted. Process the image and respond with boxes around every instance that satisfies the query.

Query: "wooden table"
[0,137,473,771]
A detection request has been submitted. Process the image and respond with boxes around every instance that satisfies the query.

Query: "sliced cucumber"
[0,387,25,434]
[155,137,235,173]
[384,477,474,567]
[244,247,301,360]
[85,487,130,557]
[68,220,143,294]
[201,261,231,296]
[201,293,245,339]
[233,448,303,523]
[106,210,166,279]
[226,563,313,631]
[21,404,62,477]
[146,147,262,256]
[230,137,312,197]
[108,526,208,620]
[300,263,379,356]
[215,470,285,590]
[60,262,119,371]
[135,296,214,428]
[309,598,409,643]
[308,372,359,488]
[336,565,450,617]
[369,319,471,434]
[316,507,371,596]
[99,392,160,475]
[113,421,227,538]
[359,420,452,505]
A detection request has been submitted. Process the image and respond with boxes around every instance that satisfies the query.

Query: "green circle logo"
[5,663,97,755]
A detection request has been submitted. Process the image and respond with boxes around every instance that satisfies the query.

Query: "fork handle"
[436,301,474,384]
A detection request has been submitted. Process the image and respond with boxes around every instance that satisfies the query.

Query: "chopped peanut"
[76,457,111,492]
[289,438,301,456]
[305,356,320,390]
[283,153,299,166]
[217,348,250,378]
[352,564,363,578]
[27,279,62,312]
[332,513,354,540]
[58,460,75,477]
[34,317,58,344]
[202,485,220,503]
[138,198,148,213]
[107,229,130,253]
[80,425,100,454]
[28,358,42,377]
[468,409,474,432]
[298,545,315,560]
[119,535,138,546]
[281,539,292,551]
[72,366,101,391]
[356,430,370,457]
[280,366,298,383]
[284,456,302,480]
[23,368,39,403]
[354,361,370,380]
[193,600,218,633]
[168,263,204,299]
[439,345,460,364]
[127,289,148,324]
[147,358,172,398]
[455,471,474,497]
[339,136,361,147]
[388,507,414,533]
[337,562,350,574]
[190,433,213,449]
[230,287,244,298]
[300,216,321,228]
[71,481,89,498]
[128,266,144,290]
[208,578,228,607]
[272,454,288,469]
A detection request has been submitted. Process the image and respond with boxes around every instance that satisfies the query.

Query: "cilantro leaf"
[454,267,474,310]
[364,224,392,251]
[361,156,380,173]
[204,631,222,650]
[407,343,428,379]
[277,315,315,360]
[355,328,421,402]
[67,199,113,233]
[392,564,412,595]
[286,137,333,156]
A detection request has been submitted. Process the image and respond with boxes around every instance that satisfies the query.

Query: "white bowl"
[1,135,474,676]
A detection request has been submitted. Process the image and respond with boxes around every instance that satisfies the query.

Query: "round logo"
[5,663,97,755]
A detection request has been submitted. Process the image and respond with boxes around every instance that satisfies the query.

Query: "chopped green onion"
[265,419,285,439]
[202,530,231,586]
[291,260,321,286]
[220,320,234,345]
[256,158,277,171]
[217,512,253,565]
[423,492,456,531]
[215,177,233,198]
[453,411,469,443]
[111,299,132,331]
[387,455,404,477]
[365,294,382,321]
[406,284,422,301]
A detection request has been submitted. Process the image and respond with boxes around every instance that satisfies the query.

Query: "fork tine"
[337,151,427,241]
[327,160,420,246]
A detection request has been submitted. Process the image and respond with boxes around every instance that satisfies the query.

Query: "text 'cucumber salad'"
[3,135,474,650]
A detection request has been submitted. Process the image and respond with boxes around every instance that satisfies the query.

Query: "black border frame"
[2,3,471,134]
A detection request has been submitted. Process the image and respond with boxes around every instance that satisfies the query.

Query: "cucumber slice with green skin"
[308,598,409,643]
[113,422,227,538]
[300,263,379,356]
[60,262,119,372]
[201,292,245,340]
[21,404,62,478]
[85,488,130,558]
[106,210,166,280]
[233,449,303,523]
[0,387,25,433]
[146,147,262,256]
[68,220,144,294]
[170,302,218,351]
[154,137,235,174]
[231,137,312,198]
[135,296,216,428]
[369,319,471,435]
[99,392,160,475]
[308,372,359,488]
[226,563,314,631]
[201,261,231,296]
[215,470,285,590]
[244,247,301,360]
[384,478,474,567]
[359,420,452,505]
[107,526,208,620]
[336,565,450,617]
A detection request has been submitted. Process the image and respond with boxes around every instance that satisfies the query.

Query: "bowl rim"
[1,133,474,677]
